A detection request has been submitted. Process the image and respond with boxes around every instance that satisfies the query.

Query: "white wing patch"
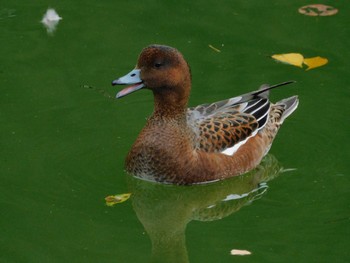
[221,130,258,156]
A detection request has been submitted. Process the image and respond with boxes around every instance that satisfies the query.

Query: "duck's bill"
[115,83,145,98]
[112,69,144,98]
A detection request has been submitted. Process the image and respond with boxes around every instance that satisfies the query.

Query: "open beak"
[112,69,145,98]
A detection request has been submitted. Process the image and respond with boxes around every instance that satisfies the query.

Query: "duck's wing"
[187,82,295,155]
[188,97,270,155]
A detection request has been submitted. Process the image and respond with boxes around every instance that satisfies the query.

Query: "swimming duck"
[112,45,298,185]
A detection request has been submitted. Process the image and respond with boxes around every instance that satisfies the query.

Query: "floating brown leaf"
[298,4,338,16]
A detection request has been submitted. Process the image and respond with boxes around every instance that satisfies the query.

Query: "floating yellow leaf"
[303,56,328,71]
[271,53,328,71]
[271,53,304,68]
[105,193,131,206]
[230,249,252,256]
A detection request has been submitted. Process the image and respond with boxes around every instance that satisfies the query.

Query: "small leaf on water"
[208,44,221,53]
[105,193,131,206]
[303,56,328,71]
[230,249,252,256]
[271,53,304,68]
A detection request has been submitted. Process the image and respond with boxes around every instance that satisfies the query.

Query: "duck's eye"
[154,62,162,68]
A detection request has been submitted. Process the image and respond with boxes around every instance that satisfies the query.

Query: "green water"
[1,1,349,262]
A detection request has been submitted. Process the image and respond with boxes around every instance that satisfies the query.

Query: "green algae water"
[1,1,349,262]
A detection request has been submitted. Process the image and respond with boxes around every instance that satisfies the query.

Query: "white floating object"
[230,249,252,256]
[41,8,62,34]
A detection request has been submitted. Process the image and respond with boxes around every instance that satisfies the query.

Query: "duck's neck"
[151,84,190,121]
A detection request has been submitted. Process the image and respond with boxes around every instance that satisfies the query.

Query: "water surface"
[1,1,349,262]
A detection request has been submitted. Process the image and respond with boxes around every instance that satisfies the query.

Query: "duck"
[112,44,298,185]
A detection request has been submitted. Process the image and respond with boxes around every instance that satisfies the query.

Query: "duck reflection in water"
[127,154,289,263]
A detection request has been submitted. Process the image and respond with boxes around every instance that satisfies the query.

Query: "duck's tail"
[275,96,299,124]
[258,96,298,156]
